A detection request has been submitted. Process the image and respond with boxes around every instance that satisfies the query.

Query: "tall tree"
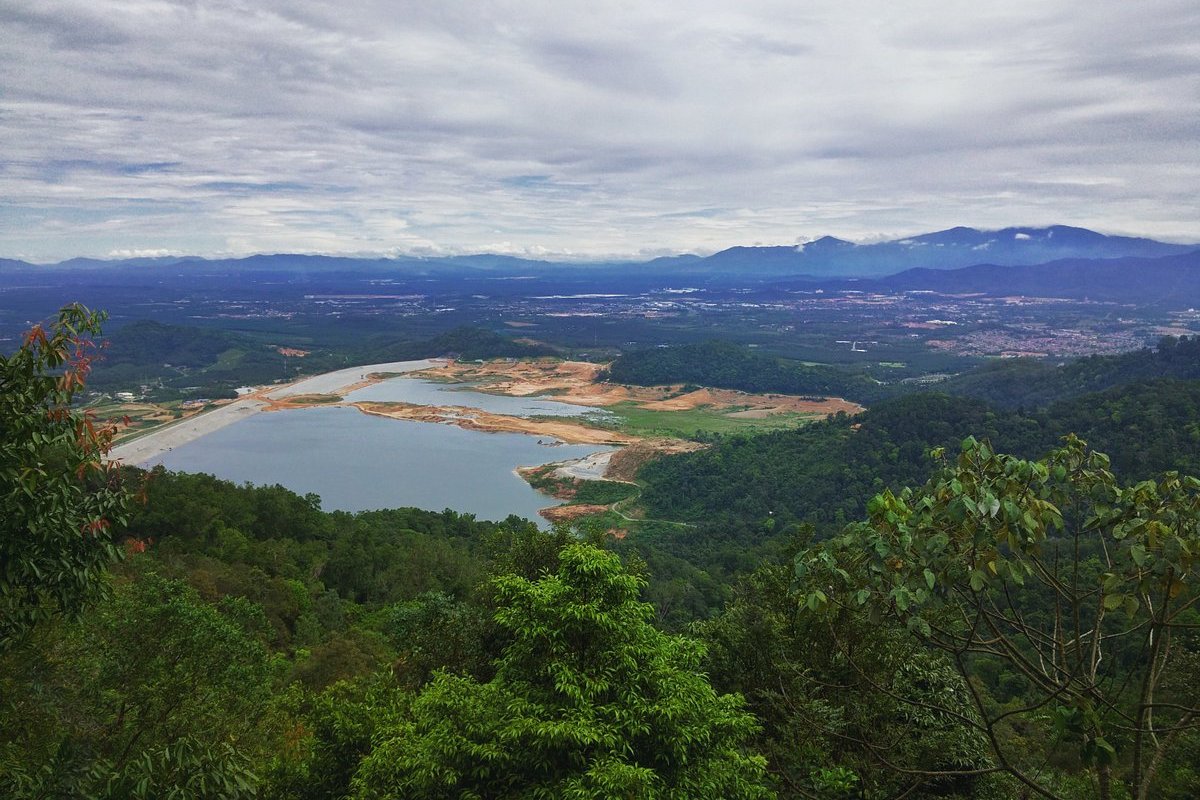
[0,305,132,649]
[798,436,1200,799]
[352,544,774,799]
[0,573,272,799]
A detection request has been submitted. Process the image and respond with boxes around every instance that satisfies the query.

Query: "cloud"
[0,0,1197,261]
[106,248,180,259]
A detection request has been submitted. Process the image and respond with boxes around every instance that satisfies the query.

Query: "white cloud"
[105,248,180,259]
[0,0,1197,261]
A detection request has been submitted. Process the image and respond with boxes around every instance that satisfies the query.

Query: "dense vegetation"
[359,325,556,363]
[605,335,1200,412]
[88,321,554,401]
[638,379,1200,533]
[89,320,334,400]
[602,340,881,401]
[3,312,1199,799]
[935,334,1200,408]
[0,306,132,647]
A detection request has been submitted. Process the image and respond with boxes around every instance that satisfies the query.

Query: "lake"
[344,373,609,419]
[145,405,611,526]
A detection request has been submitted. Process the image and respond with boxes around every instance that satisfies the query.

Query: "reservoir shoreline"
[108,359,442,466]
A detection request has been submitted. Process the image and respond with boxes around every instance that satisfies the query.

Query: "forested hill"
[602,340,879,401]
[89,321,307,394]
[638,378,1200,530]
[87,321,551,398]
[933,333,1200,408]
[360,325,555,362]
[606,335,1200,411]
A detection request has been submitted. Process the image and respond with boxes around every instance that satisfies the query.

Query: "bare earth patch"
[604,439,705,482]
[113,356,860,523]
[350,402,641,446]
[539,504,611,523]
[412,359,863,419]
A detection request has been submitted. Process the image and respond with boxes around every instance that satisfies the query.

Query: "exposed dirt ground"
[349,401,641,445]
[603,439,705,482]
[412,359,863,418]
[113,357,861,523]
[538,504,612,523]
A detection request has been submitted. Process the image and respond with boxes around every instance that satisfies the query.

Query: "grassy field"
[85,398,192,441]
[588,402,817,439]
[284,393,342,405]
[212,348,247,369]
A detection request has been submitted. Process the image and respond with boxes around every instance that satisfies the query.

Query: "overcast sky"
[1,0,1197,262]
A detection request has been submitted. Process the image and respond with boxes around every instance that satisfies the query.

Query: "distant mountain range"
[674,225,1197,278]
[4,226,1197,285]
[766,250,1200,305]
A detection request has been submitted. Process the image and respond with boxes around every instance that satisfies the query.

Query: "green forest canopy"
[3,312,1200,799]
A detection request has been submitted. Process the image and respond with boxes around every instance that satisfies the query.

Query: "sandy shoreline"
[107,359,442,466]
[349,401,641,446]
[107,356,848,496]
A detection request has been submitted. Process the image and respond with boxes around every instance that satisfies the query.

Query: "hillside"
[934,333,1200,408]
[86,320,554,400]
[603,340,881,402]
[875,249,1200,303]
[637,379,1200,531]
[673,225,1197,277]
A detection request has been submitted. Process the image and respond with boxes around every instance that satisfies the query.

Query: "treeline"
[7,463,1193,798]
[605,334,1200,410]
[934,333,1200,408]
[87,320,553,399]
[602,340,880,401]
[0,466,779,798]
[639,378,1200,533]
[359,325,555,363]
[89,320,342,399]
[2,439,1197,797]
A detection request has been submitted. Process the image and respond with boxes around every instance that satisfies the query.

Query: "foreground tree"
[798,436,1200,799]
[352,544,774,799]
[0,573,274,799]
[701,555,1003,799]
[0,305,132,649]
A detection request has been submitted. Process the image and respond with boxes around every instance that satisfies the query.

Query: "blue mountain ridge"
[2,226,1196,280]
[689,225,1195,277]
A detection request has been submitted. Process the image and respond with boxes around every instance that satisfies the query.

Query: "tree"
[700,555,1002,799]
[351,544,774,799]
[0,573,274,799]
[797,436,1200,799]
[0,305,132,649]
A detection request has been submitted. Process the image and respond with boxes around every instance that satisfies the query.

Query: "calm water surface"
[345,374,609,419]
[146,405,609,526]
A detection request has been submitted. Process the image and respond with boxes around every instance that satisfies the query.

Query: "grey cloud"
[0,0,1197,261]
[530,36,678,95]
[0,1,130,49]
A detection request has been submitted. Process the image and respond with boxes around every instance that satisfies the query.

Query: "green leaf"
[906,616,931,637]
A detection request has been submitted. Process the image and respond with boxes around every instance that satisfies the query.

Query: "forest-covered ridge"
[605,333,1200,409]
[88,321,554,400]
[4,307,1198,799]
[638,377,1200,533]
